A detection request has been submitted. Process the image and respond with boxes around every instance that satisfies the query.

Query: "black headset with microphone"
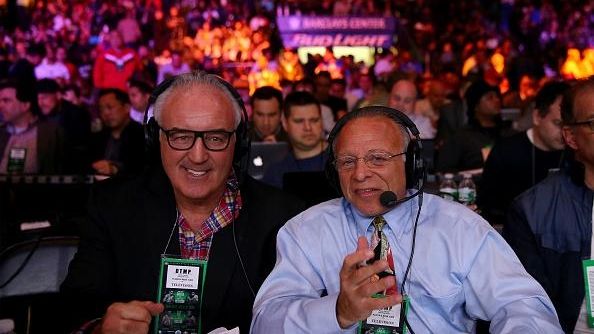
[325,105,426,205]
[146,71,256,297]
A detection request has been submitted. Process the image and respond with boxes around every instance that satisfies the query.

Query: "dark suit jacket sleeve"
[504,200,554,296]
[60,184,118,331]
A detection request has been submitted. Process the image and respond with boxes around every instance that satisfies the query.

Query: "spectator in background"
[479,81,569,225]
[34,43,70,84]
[294,77,336,137]
[61,84,82,107]
[90,88,144,176]
[93,30,139,92]
[37,78,91,174]
[314,71,347,121]
[262,91,328,189]
[8,44,42,87]
[388,79,435,139]
[127,79,153,124]
[0,79,63,174]
[157,51,191,84]
[505,77,594,333]
[248,86,287,143]
[415,79,450,128]
[437,80,503,173]
[117,7,142,47]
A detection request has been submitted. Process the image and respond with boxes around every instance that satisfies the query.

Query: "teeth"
[185,168,206,177]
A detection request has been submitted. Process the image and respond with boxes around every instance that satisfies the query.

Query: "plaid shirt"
[177,175,242,260]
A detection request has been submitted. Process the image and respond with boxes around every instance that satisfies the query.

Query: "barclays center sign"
[277,16,397,48]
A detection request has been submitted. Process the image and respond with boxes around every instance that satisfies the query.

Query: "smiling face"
[159,84,237,207]
[334,116,408,216]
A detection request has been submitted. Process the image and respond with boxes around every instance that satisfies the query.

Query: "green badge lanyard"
[581,197,594,328]
[155,211,208,334]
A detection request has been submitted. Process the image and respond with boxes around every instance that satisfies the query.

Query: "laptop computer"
[248,142,290,180]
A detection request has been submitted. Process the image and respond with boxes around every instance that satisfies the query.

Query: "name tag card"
[582,260,594,328]
[156,256,207,334]
[7,148,26,173]
[358,296,409,334]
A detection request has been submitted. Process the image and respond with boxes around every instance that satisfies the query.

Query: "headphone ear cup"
[405,139,425,189]
[145,118,161,162]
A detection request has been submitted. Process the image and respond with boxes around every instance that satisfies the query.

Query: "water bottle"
[458,173,477,206]
[439,173,457,201]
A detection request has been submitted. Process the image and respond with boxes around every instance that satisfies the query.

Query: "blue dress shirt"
[251,193,562,333]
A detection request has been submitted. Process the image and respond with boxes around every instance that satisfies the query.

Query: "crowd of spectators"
[0,0,592,178]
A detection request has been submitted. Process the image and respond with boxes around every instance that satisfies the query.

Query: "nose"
[303,120,312,131]
[352,158,371,181]
[186,137,209,164]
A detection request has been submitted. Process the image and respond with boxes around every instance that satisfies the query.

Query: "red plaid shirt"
[177,175,242,260]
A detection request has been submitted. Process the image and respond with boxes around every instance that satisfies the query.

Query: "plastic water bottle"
[439,173,457,201]
[458,174,477,206]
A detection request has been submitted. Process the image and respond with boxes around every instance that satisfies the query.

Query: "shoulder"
[281,198,345,237]
[90,167,169,206]
[420,194,494,236]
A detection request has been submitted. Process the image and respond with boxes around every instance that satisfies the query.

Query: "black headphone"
[143,72,251,184]
[325,105,425,195]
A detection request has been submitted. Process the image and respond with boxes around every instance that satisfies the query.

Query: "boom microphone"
[380,191,398,208]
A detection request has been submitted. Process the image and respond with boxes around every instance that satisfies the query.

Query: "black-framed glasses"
[333,151,406,171]
[567,118,594,132]
[159,126,235,151]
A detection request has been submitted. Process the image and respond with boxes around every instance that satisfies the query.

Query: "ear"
[532,109,542,127]
[281,114,288,131]
[562,126,578,150]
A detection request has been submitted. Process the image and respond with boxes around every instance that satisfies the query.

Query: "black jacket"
[60,166,306,333]
[504,164,594,332]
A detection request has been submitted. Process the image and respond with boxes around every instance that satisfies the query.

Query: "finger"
[359,275,397,297]
[365,293,402,311]
[137,301,165,316]
[114,301,154,323]
[352,259,391,285]
[120,320,150,334]
[356,236,369,252]
[341,248,374,275]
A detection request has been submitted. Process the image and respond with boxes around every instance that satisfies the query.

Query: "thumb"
[140,301,165,316]
[356,236,369,252]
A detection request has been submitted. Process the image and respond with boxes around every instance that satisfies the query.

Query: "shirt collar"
[346,190,420,238]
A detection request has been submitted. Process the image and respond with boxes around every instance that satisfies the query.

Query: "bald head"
[389,80,417,115]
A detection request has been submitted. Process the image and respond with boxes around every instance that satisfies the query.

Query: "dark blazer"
[60,166,306,333]
[90,120,145,175]
[505,167,594,333]
[0,119,64,174]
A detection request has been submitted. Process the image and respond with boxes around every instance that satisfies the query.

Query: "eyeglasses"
[333,151,406,171]
[159,126,235,151]
[567,118,594,132]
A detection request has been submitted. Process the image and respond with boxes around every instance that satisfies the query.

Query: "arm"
[461,230,562,333]
[251,226,400,333]
[504,200,554,297]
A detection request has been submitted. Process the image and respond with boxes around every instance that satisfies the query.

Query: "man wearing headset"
[60,71,305,334]
[251,106,562,333]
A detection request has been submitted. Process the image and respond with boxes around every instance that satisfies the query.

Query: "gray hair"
[330,107,412,156]
[153,71,243,128]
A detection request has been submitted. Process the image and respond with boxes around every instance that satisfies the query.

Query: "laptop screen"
[247,142,290,180]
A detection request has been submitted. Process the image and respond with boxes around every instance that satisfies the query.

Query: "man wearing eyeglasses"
[60,71,305,334]
[505,78,594,333]
[252,106,562,333]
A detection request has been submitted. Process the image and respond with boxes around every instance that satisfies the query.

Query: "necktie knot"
[372,215,387,232]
